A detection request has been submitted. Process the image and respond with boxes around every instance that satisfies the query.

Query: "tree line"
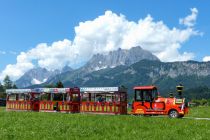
[0,75,17,98]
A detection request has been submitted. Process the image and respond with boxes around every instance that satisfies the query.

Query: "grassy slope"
[187,106,210,118]
[0,107,210,140]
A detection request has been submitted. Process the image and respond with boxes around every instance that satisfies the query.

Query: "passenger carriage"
[6,89,39,111]
[32,87,80,113]
[6,87,80,113]
[80,87,127,115]
[6,87,127,114]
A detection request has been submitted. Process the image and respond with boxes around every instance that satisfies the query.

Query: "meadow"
[0,107,210,140]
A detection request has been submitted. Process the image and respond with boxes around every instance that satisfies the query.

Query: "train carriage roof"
[6,87,127,94]
[6,89,32,94]
[80,87,127,93]
[32,88,71,93]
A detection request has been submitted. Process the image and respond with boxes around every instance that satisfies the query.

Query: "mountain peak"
[62,65,73,73]
[83,46,160,72]
[15,66,66,88]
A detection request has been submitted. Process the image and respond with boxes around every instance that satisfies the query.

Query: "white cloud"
[0,51,6,55]
[0,50,17,55]
[73,10,199,62]
[203,56,210,62]
[179,8,198,27]
[0,8,200,81]
[9,51,17,55]
[0,61,34,81]
[0,39,75,81]
[24,39,77,70]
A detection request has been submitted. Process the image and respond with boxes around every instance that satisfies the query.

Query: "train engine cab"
[131,85,189,118]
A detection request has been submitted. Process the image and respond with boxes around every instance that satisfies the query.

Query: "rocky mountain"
[61,65,73,73]
[45,46,160,84]
[19,46,210,100]
[15,66,73,88]
[17,46,157,88]
[44,60,210,98]
[82,46,160,73]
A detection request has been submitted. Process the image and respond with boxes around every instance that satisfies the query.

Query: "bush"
[191,99,208,106]
[208,99,210,106]
[0,92,6,99]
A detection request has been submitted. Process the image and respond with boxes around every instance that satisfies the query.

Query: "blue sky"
[0,0,210,80]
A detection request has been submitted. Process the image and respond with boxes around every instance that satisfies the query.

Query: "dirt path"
[184,117,210,121]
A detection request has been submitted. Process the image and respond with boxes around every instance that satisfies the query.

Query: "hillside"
[42,60,210,98]
[16,46,159,88]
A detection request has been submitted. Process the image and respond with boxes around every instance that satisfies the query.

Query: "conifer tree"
[56,80,64,88]
[3,75,13,89]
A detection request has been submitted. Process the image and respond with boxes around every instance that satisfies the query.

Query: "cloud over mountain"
[203,56,210,62]
[0,8,200,81]
[179,8,198,27]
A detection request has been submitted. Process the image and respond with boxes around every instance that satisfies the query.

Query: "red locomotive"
[131,85,189,118]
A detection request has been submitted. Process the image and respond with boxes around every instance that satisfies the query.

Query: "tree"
[0,82,4,92]
[44,84,55,88]
[0,82,6,98]
[3,75,13,89]
[12,84,18,89]
[56,80,64,88]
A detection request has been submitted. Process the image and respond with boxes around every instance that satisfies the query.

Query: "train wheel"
[168,110,179,118]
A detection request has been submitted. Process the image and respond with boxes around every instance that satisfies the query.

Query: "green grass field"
[187,106,210,118]
[0,107,210,140]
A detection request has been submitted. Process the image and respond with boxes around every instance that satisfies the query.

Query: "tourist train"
[6,85,189,118]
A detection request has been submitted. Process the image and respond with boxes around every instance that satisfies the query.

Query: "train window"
[120,93,126,102]
[152,90,158,99]
[34,94,41,100]
[96,94,105,102]
[143,91,151,102]
[25,94,30,100]
[106,94,114,102]
[91,94,95,102]
[66,94,71,101]
[72,93,79,101]
[63,94,67,101]
[135,90,154,102]
[53,93,63,101]
[19,94,25,101]
[115,94,120,102]
[40,93,50,101]
[82,93,89,101]
[135,90,143,101]
[8,94,16,101]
